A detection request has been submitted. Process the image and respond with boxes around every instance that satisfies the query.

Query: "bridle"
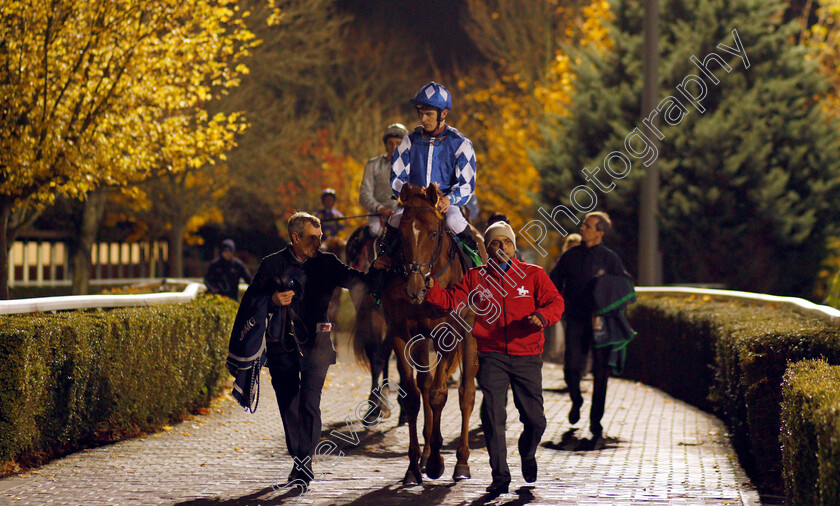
[401,205,455,280]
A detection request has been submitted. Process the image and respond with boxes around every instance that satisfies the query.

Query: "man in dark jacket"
[425,221,565,495]
[204,239,252,301]
[230,212,387,487]
[549,211,632,441]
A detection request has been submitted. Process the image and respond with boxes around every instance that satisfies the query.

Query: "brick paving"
[0,333,761,505]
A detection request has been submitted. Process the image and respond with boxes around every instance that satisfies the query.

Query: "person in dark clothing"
[425,222,565,495]
[242,212,388,487]
[548,211,632,441]
[204,239,252,301]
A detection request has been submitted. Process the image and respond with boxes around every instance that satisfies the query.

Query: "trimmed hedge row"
[625,295,840,494]
[781,359,840,505]
[0,295,237,466]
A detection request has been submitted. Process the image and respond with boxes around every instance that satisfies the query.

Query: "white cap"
[484,222,516,249]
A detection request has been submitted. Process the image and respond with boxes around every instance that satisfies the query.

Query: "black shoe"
[522,457,538,483]
[485,479,509,495]
[288,461,313,485]
[591,423,603,441]
[569,398,582,424]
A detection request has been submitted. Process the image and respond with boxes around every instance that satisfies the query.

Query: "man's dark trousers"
[266,336,334,467]
[477,352,546,483]
[563,317,611,432]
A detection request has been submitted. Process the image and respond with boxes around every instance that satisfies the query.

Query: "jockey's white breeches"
[367,215,385,236]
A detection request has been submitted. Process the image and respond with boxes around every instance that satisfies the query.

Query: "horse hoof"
[403,470,422,486]
[453,463,471,481]
[363,405,381,425]
[425,455,445,480]
[380,404,391,418]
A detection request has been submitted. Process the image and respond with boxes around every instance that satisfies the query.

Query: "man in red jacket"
[425,221,565,495]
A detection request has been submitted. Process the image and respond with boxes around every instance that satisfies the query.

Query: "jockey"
[359,123,409,239]
[381,81,480,260]
[314,188,344,241]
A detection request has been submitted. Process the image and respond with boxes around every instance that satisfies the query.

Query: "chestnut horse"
[382,183,487,485]
[346,224,398,423]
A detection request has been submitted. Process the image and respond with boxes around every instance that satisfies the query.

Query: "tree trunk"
[168,221,186,278]
[0,198,14,300]
[72,190,109,295]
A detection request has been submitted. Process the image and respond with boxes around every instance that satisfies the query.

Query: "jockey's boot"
[369,224,400,307]
[455,229,482,267]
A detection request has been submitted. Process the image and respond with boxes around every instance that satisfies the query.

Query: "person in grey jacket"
[359,123,408,239]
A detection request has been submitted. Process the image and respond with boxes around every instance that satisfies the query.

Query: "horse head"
[397,183,447,305]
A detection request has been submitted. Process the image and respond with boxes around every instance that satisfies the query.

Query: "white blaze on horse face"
[412,219,421,245]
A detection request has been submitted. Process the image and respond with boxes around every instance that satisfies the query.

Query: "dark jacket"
[549,243,631,320]
[592,274,637,374]
[226,246,374,410]
[204,256,252,301]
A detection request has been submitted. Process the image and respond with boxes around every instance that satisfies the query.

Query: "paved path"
[0,335,761,505]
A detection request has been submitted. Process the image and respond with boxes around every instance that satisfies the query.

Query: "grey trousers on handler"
[564,317,611,435]
[477,352,547,483]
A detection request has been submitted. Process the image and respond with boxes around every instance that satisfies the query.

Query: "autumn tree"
[537,0,840,297]
[458,0,613,243]
[0,0,255,297]
[219,1,428,232]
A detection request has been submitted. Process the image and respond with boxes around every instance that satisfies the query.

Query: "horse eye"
[430,231,437,238]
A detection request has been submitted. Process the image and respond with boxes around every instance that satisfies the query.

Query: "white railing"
[0,279,206,315]
[637,287,840,325]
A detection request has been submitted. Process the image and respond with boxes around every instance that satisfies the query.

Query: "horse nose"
[405,288,427,305]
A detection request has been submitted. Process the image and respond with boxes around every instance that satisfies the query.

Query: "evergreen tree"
[536,0,840,297]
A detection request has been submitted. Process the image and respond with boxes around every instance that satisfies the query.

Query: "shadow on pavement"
[342,481,456,505]
[442,427,485,451]
[541,428,621,452]
[465,485,537,506]
[173,484,305,505]
[319,421,409,459]
[542,387,570,395]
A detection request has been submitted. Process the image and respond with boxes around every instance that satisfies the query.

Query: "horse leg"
[424,352,455,480]
[454,334,478,481]
[417,354,433,473]
[364,350,386,424]
[364,339,392,423]
[393,336,423,486]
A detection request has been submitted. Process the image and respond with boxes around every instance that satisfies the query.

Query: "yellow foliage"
[458,0,613,234]
[801,0,840,119]
[0,0,256,207]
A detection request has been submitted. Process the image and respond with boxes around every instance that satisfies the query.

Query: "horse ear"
[425,184,439,205]
[399,183,412,205]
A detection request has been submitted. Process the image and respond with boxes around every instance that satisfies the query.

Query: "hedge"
[781,359,840,505]
[0,295,237,467]
[625,295,840,494]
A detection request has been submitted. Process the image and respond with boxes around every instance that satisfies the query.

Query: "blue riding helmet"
[409,82,453,111]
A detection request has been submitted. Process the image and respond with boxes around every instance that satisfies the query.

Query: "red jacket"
[425,258,565,356]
